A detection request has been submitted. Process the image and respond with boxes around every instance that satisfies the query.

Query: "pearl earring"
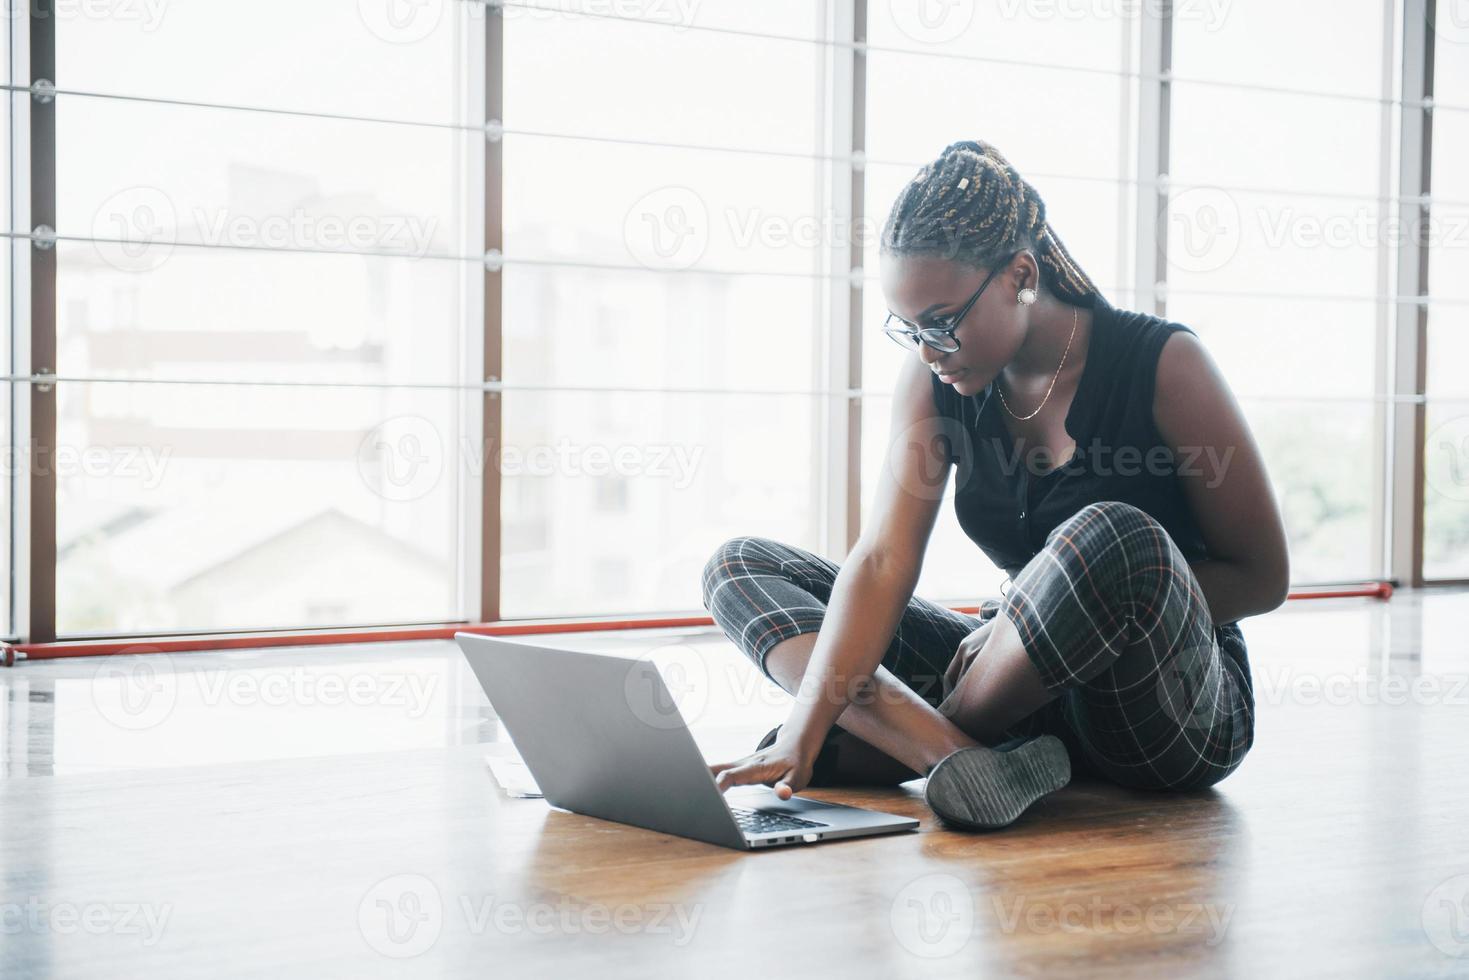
[1017,287,1037,306]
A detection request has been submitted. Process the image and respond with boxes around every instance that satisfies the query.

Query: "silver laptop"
[456,633,919,850]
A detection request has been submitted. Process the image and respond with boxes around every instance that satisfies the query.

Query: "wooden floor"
[2,589,1467,978]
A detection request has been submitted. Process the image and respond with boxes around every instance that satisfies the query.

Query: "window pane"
[1242,400,1375,582]
[500,6,831,619]
[499,389,823,619]
[504,5,822,154]
[1424,399,1469,579]
[1172,0,1385,99]
[1431,0,1469,201]
[867,1,1130,72]
[56,382,468,634]
[1169,89,1380,198]
[505,138,825,275]
[58,97,469,261]
[59,0,469,120]
[1166,295,1378,400]
[58,244,471,385]
[504,265,819,392]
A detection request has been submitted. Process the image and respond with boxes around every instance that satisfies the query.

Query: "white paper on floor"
[485,755,543,798]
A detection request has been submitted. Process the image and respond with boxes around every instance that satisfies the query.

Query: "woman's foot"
[756,725,923,787]
[923,735,1071,830]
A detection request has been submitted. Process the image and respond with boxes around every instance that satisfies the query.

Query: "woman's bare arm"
[776,354,955,760]
[1153,330,1291,624]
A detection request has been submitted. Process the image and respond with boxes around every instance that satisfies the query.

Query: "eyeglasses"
[882,251,1018,354]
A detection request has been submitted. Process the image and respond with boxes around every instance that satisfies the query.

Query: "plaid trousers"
[700,500,1255,791]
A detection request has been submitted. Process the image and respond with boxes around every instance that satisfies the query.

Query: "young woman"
[700,140,1290,831]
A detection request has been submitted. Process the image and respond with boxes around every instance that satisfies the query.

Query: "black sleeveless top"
[930,292,1213,586]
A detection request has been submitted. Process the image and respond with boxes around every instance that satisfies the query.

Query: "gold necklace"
[996,306,1079,421]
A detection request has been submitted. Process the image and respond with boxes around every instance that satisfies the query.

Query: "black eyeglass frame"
[881,249,1022,354]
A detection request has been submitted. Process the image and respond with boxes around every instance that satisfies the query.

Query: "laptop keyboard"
[730,806,829,835]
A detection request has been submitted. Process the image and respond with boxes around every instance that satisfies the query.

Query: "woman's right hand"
[708,732,815,801]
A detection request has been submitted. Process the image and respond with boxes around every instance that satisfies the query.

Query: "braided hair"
[880,140,1100,307]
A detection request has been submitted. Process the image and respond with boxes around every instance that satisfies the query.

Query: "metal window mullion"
[25,3,54,644]
[1391,0,1432,588]
[1133,0,1172,317]
[818,0,863,560]
[480,6,504,622]
[1370,0,1399,583]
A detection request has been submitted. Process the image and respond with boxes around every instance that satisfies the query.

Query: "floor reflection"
[1,588,1464,779]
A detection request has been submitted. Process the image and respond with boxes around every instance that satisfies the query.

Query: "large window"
[1425,0,1469,579]
[3,1,1462,642]
[50,2,479,633]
